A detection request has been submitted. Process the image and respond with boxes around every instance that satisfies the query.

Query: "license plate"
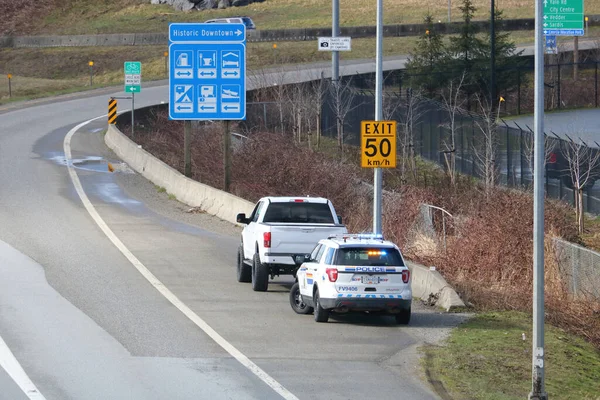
[360,275,381,284]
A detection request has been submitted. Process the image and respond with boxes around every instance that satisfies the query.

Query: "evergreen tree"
[482,8,525,97]
[405,14,449,95]
[447,0,485,87]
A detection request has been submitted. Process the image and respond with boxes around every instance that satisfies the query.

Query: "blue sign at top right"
[543,0,584,36]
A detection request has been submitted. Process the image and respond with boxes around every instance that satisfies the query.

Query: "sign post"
[124,61,142,138]
[361,121,396,168]
[7,73,12,98]
[543,0,584,36]
[89,61,94,86]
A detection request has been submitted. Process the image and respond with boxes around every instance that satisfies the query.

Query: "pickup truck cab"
[236,196,347,291]
[290,234,412,324]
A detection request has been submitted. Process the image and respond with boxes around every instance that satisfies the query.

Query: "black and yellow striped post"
[108,98,117,125]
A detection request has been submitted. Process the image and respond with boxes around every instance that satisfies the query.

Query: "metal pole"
[131,92,135,138]
[224,120,231,191]
[7,75,11,98]
[332,0,339,83]
[490,0,496,110]
[373,0,383,235]
[184,120,192,178]
[448,0,451,22]
[529,0,547,395]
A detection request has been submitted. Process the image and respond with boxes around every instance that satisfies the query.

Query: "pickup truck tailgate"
[265,224,346,263]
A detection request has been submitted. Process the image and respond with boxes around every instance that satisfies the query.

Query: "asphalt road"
[0,67,469,399]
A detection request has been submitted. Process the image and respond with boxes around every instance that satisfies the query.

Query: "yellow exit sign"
[361,121,396,168]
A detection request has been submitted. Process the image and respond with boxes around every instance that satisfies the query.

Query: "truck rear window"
[262,203,335,223]
[335,248,404,266]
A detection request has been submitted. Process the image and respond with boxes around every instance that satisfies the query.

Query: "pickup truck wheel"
[313,288,329,323]
[236,246,251,283]
[251,253,269,292]
[290,282,313,314]
[395,307,411,325]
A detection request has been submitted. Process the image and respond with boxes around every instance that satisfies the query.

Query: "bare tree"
[304,72,328,149]
[562,137,600,233]
[265,67,289,135]
[439,72,467,186]
[397,88,426,183]
[329,76,359,156]
[472,94,503,192]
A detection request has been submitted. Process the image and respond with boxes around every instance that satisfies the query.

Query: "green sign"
[543,0,584,36]
[124,61,142,93]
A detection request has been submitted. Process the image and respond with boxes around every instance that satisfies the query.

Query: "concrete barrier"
[105,122,465,311]
[104,125,255,225]
[407,261,466,311]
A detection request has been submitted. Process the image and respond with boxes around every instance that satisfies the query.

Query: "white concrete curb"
[105,124,465,311]
[104,125,255,225]
[407,261,466,311]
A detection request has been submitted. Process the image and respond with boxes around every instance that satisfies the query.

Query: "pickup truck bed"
[236,196,347,291]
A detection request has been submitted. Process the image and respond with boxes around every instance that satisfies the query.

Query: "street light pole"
[332,0,339,84]
[373,0,383,235]
[529,0,547,397]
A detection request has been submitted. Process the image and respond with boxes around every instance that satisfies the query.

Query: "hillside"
[3,0,593,36]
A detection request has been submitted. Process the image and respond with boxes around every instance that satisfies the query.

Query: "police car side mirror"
[337,215,343,224]
[236,213,249,224]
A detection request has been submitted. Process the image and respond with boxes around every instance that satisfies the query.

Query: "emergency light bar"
[327,233,385,241]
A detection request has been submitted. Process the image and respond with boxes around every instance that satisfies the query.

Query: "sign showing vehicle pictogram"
[221,84,241,113]
[361,121,397,168]
[174,85,194,113]
[198,85,217,113]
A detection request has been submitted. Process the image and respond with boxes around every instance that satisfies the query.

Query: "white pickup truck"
[236,196,348,291]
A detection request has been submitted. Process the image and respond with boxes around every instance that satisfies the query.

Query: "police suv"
[290,234,412,324]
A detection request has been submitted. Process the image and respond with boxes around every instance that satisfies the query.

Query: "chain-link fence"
[554,238,600,300]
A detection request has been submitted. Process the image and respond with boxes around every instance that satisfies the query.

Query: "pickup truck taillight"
[402,269,410,284]
[326,268,338,282]
[263,232,271,248]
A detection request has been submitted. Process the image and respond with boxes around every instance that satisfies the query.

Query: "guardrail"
[3,15,599,48]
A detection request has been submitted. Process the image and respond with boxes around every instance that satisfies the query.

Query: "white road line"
[64,116,299,400]
[0,334,46,400]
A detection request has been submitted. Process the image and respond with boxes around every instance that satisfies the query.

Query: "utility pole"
[529,0,547,397]
[373,0,383,234]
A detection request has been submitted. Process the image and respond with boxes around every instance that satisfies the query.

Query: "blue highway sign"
[545,35,558,54]
[169,23,246,121]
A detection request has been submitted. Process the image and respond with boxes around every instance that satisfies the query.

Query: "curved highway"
[0,63,466,399]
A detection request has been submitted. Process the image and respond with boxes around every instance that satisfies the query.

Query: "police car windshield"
[335,247,404,266]
[263,203,335,223]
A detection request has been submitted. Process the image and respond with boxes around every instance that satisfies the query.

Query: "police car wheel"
[290,282,313,314]
[395,307,411,325]
[251,253,269,292]
[237,245,251,283]
[313,288,330,323]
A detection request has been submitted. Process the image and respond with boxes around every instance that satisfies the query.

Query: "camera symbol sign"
[318,37,352,51]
